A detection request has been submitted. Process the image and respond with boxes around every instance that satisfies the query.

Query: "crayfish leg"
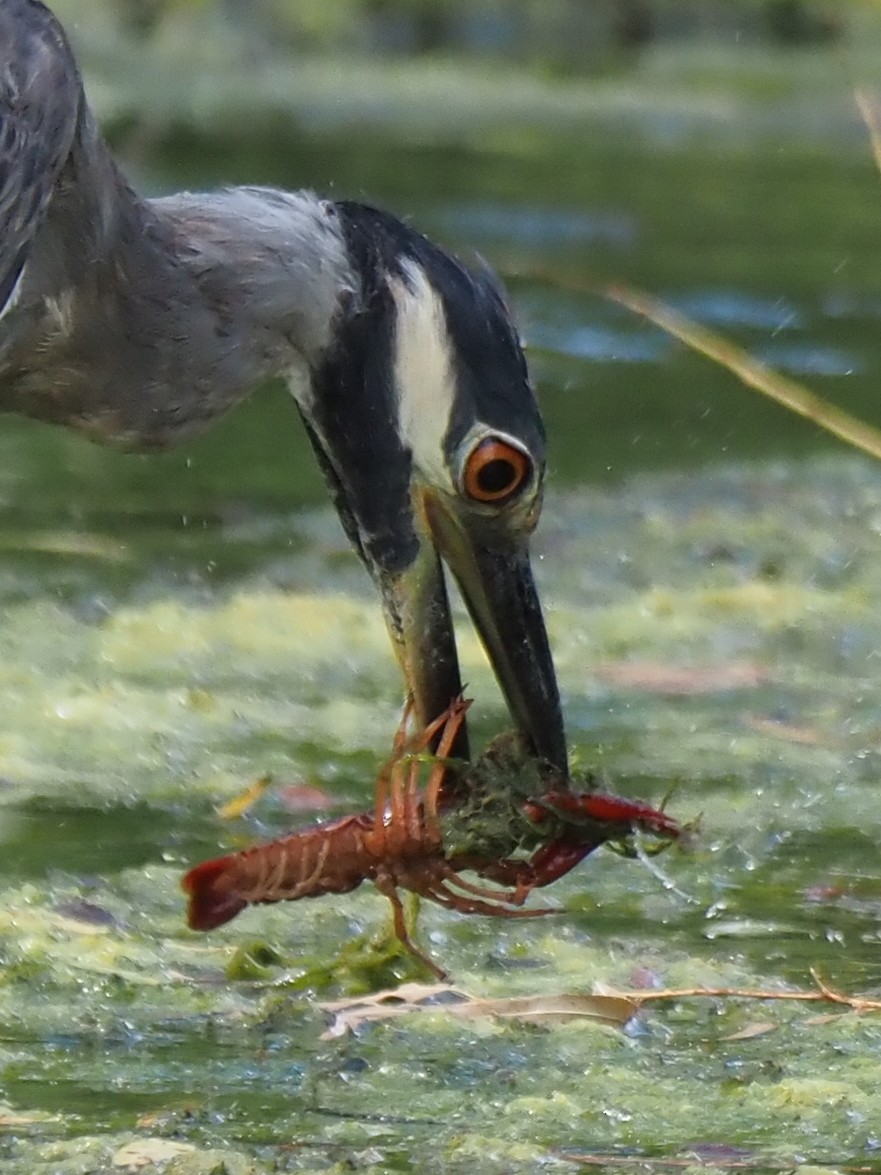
[372,696,467,839]
[375,872,448,981]
[404,747,422,844]
[373,695,420,834]
[425,879,558,920]
[422,698,469,841]
[416,696,470,757]
[434,866,531,907]
[393,695,416,754]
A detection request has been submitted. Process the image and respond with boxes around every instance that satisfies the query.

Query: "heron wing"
[0,0,81,316]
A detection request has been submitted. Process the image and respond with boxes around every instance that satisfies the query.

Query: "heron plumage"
[0,0,80,317]
[0,0,568,772]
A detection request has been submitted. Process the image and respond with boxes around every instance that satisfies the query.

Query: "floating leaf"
[596,660,766,695]
[112,1138,195,1167]
[319,983,637,1038]
[722,1021,778,1041]
[278,781,338,812]
[454,993,637,1028]
[0,1109,55,1127]
[52,899,120,929]
[217,774,272,820]
[744,716,824,746]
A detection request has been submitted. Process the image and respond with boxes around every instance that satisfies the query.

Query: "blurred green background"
[51,0,867,67]
[49,0,881,144]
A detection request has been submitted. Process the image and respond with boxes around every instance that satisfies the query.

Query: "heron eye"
[461,437,531,505]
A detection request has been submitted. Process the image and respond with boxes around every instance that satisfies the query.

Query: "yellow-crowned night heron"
[0,0,568,772]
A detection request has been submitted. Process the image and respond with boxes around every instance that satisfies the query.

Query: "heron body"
[0,0,568,773]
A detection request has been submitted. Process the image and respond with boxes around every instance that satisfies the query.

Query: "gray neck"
[0,114,355,450]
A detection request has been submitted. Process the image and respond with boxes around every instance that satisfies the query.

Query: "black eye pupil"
[477,459,517,495]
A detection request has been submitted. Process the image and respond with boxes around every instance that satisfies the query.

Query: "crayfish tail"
[182,856,248,931]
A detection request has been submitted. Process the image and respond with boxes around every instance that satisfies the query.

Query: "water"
[3,104,881,1172]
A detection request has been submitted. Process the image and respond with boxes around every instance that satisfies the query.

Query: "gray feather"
[153,188,357,364]
[0,7,356,450]
[0,0,80,315]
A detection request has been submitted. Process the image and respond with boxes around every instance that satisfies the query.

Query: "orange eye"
[461,437,531,505]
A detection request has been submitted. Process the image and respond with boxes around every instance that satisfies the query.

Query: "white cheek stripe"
[0,263,26,323]
[389,259,456,490]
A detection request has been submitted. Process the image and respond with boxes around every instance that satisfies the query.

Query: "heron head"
[299,202,567,773]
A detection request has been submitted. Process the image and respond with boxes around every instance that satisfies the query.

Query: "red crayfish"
[183,698,681,978]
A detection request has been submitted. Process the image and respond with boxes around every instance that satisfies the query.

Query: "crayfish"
[183,698,681,978]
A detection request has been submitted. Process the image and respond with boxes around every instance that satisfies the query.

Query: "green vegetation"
[56,0,874,57]
[4,458,881,1171]
[46,0,881,158]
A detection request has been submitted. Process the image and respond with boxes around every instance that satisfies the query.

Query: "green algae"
[2,456,881,1171]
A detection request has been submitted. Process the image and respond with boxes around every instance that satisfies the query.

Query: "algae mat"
[2,455,881,1173]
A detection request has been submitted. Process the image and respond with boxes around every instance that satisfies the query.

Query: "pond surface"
[4,69,881,1174]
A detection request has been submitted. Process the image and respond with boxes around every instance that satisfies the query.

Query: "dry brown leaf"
[112,1138,195,1168]
[321,972,881,1040]
[744,716,824,746]
[0,1111,50,1127]
[47,912,112,937]
[217,775,272,820]
[319,983,637,1038]
[319,983,469,1038]
[454,993,637,1028]
[319,981,466,1013]
[722,1020,777,1041]
[135,1104,199,1130]
[278,781,338,812]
